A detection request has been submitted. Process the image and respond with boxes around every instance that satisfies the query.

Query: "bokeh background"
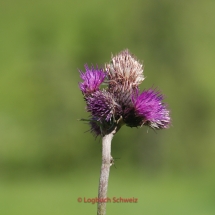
[1,0,215,214]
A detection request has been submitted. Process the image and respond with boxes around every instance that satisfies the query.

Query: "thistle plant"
[79,49,171,215]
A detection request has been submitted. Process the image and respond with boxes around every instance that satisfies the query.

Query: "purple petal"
[134,89,170,129]
[79,64,106,95]
[124,89,170,129]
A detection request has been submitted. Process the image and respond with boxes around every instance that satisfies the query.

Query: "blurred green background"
[1,0,215,214]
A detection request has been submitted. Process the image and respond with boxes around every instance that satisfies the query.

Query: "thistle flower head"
[86,90,121,122]
[124,89,171,129]
[79,64,106,96]
[105,49,144,87]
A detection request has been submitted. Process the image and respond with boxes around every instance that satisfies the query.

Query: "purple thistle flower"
[79,64,106,96]
[124,89,170,129]
[86,90,121,122]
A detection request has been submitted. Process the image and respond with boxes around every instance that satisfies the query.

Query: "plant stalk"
[97,132,114,215]
[97,119,124,215]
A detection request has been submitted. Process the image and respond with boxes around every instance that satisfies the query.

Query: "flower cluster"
[79,49,170,136]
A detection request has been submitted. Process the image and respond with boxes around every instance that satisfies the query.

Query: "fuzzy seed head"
[105,49,144,87]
